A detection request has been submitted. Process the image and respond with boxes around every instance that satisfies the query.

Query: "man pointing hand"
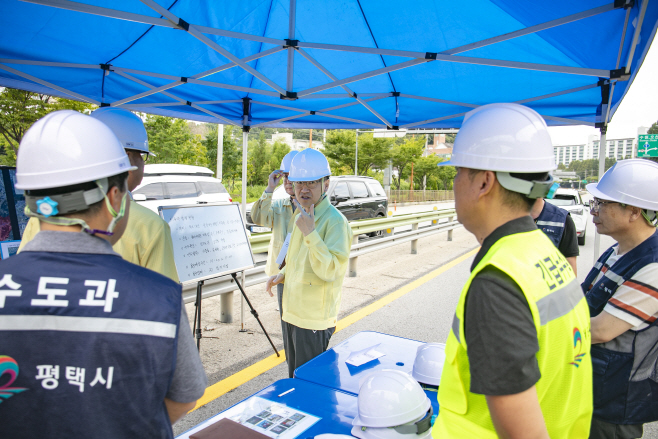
[265,148,352,378]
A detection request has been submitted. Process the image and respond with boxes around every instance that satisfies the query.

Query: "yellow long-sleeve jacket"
[18,199,179,282]
[280,196,353,330]
[250,191,296,276]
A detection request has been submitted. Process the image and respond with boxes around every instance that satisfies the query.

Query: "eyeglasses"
[590,198,625,213]
[293,179,322,189]
[126,149,149,162]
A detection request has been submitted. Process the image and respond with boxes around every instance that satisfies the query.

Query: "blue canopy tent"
[1,0,657,258]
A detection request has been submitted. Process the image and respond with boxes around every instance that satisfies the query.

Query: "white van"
[132,164,232,214]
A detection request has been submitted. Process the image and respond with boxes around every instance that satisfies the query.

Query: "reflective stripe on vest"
[434,230,593,439]
[582,230,658,424]
[535,202,569,248]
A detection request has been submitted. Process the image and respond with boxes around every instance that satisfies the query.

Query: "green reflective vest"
[433,229,593,438]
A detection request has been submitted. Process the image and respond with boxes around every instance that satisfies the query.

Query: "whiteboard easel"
[159,203,278,356]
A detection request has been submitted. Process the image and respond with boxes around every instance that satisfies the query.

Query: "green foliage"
[648,121,658,135]
[323,130,393,176]
[203,124,242,191]
[230,182,267,203]
[0,88,95,165]
[144,115,208,167]
[248,131,270,185]
[391,136,425,189]
[566,157,616,179]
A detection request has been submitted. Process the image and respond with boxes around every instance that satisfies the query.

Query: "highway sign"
[638,134,658,157]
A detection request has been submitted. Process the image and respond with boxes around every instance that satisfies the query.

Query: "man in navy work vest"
[582,159,658,439]
[531,197,579,274]
[0,111,207,438]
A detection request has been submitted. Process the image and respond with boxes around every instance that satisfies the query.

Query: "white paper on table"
[345,343,385,367]
[180,396,320,439]
[276,233,291,266]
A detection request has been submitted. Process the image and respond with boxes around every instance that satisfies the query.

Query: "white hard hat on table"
[288,148,331,181]
[90,107,154,156]
[280,150,299,173]
[15,110,135,190]
[351,370,432,439]
[412,343,446,386]
[440,103,557,199]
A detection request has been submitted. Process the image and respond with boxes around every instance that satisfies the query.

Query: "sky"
[548,39,658,146]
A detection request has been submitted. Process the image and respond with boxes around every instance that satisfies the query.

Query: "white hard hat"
[441,103,556,173]
[90,107,153,156]
[352,370,431,429]
[15,110,135,190]
[288,148,331,181]
[587,159,658,212]
[280,150,299,173]
[412,343,446,386]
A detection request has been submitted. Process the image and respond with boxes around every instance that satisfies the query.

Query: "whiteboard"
[159,203,255,284]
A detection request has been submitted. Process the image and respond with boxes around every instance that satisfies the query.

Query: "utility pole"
[309,129,313,148]
[410,162,414,191]
[355,129,359,176]
[216,124,224,180]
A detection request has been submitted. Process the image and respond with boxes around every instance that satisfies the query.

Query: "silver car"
[545,188,588,245]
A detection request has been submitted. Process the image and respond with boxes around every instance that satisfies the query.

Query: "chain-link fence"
[387,190,455,203]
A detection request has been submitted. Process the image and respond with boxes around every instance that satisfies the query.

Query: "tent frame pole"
[0,63,99,105]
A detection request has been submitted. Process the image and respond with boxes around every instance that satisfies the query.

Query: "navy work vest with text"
[536,201,569,248]
[582,230,658,424]
[0,250,181,438]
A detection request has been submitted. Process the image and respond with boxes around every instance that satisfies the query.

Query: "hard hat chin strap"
[496,172,556,199]
[390,406,433,435]
[642,210,658,227]
[25,179,128,236]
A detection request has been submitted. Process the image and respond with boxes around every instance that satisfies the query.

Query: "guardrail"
[182,208,459,324]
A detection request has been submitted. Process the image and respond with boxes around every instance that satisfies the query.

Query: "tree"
[248,131,270,185]
[0,88,95,164]
[323,130,392,175]
[269,140,290,174]
[436,160,457,190]
[390,136,424,189]
[412,155,441,189]
[203,125,242,190]
[648,121,658,134]
[144,115,208,166]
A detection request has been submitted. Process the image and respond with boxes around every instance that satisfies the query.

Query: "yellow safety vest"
[434,229,592,439]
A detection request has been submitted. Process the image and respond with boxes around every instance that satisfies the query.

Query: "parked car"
[132,164,232,214]
[246,176,388,236]
[545,188,588,245]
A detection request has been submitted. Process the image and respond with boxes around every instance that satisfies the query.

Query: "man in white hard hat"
[0,111,206,438]
[265,148,352,378]
[18,107,179,282]
[530,196,579,274]
[581,159,658,439]
[252,150,298,348]
[433,103,592,439]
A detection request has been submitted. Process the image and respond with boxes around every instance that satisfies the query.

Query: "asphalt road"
[175,209,658,438]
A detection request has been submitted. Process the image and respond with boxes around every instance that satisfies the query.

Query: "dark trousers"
[283,321,334,378]
[589,417,643,439]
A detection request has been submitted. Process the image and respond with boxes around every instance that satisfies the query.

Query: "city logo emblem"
[0,356,28,402]
[569,328,586,367]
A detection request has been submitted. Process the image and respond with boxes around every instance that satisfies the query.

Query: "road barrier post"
[349,234,359,277]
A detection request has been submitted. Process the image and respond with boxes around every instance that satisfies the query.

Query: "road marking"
[190,246,479,412]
